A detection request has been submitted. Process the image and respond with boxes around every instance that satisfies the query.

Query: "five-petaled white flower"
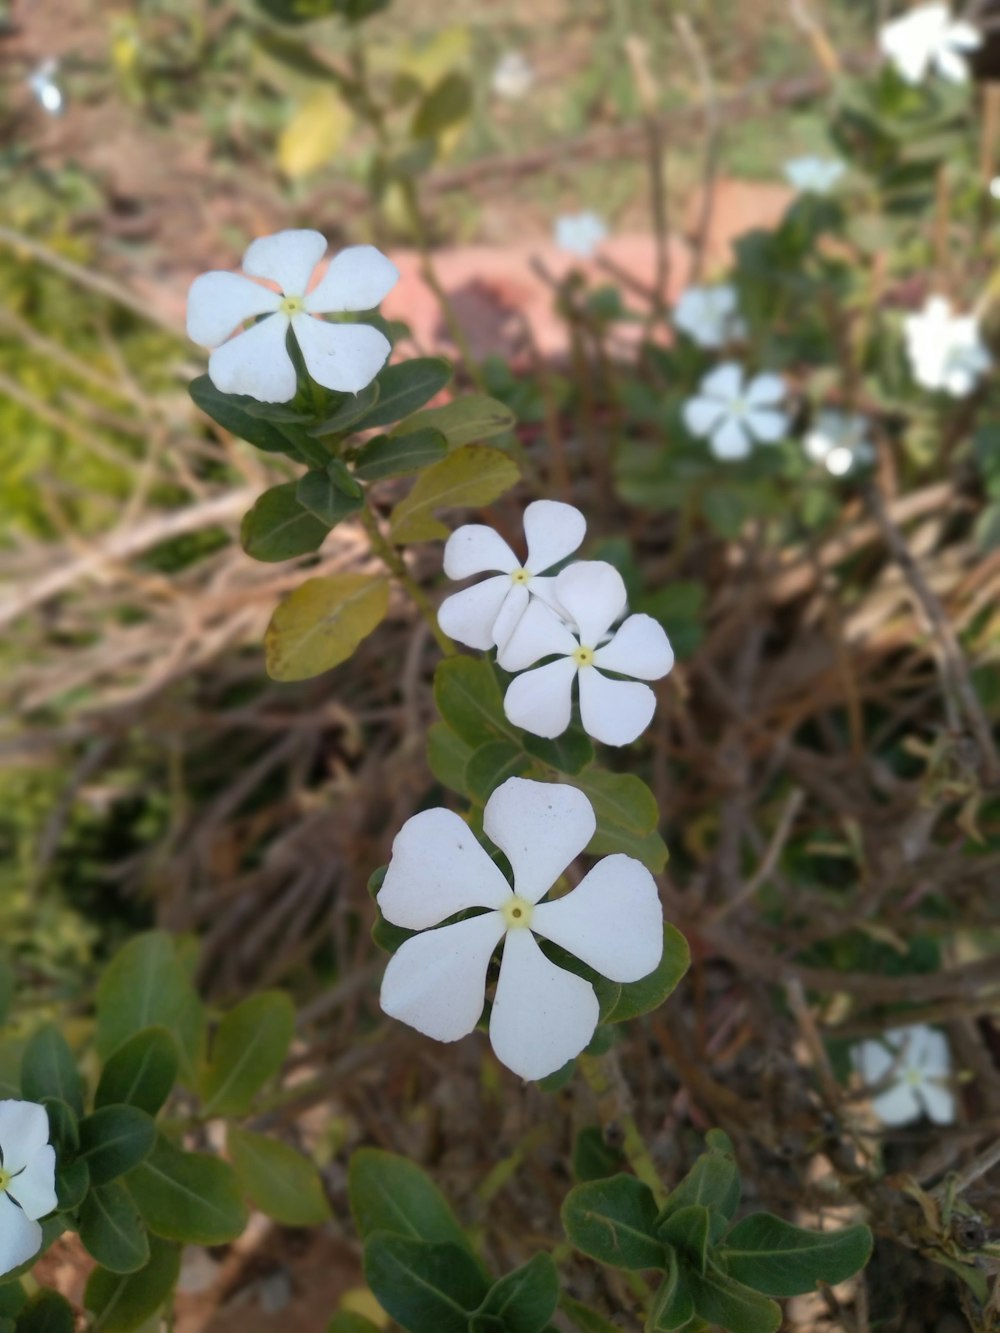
[683,362,789,460]
[498,562,674,746]
[554,212,608,258]
[904,296,991,397]
[879,4,980,84]
[492,51,535,100]
[804,410,875,476]
[851,1024,955,1127]
[0,1100,57,1277]
[379,778,664,1080]
[438,500,586,652]
[783,156,845,195]
[672,285,746,349]
[186,230,399,404]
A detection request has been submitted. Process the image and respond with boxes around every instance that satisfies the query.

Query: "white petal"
[578,668,656,746]
[503,658,577,739]
[7,1146,56,1220]
[378,809,512,930]
[380,914,506,1042]
[851,1038,895,1085]
[489,929,599,1080]
[0,1193,41,1277]
[593,614,674,681]
[554,561,627,647]
[747,408,788,443]
[207,316,297,403]
[497,599,578,672]
[0,1101,50,1174]
[444,524,518,579]
[709,417,752,460]
[919,1080,956,1125]
[527,576,564,618]
[683,395,726,438]
[522,500,586,574]
[915,1026,951,1077]
[242,229,327,296]
[491,582,530,652]
[871,1081,920,1126]
[701,361,744,401]
[948,21,982,51]
[533,854,663,981]
[304,244,400,313]
[291,315,391,394]
[746,373,786,407]
[935,46,969,82]
[186,272,281,348]
[483,777,596,906]
[438,576,513,651]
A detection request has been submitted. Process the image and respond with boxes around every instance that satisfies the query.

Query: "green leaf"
[561,1175,666,1271]
[349,1149,477,1258]
[434,657,512,748]
[0,1285,25,1317]
[240,482,331,562]
[587,825,669,875]
[96,932,204,1085]
[20,1026,84,1117]
[573,770,658,836]
[572,1126,625,1183]
[658,1138,740,1245]
[55,1157,89,1212]
[659,1205,711,1277]
[13,1291,74,1333]
[78,1182,150,1274]
[646,1249,695,1331]
[412,71,473,140]
[476,1253,559,1333]
[0,961,13,1027]
[466,740,530,803]
[686,1265,781,1333]
[394,394,515,448]
[523,730,594,775]
[389,445,519,543]
[127,1133,247,1246]
[279,88,354,180]
[603,925,689,1024]
[189,375,318,460]
[39,1097,78,1156]
[364,1233,488,1333]
[721,1215,872,1297]
[311,382,381,437]
[228,1127,331,1226]
[353,359,452,429]
[200,991,294,1117]
[426,722,473,797]
[559,1296,622,1332]
[85,1235,181,1332]
[95,1028,178,1117]
[78,1106,156,1185]
[265,573,390,682]
[354,428,448,481]
[296,469,364,528]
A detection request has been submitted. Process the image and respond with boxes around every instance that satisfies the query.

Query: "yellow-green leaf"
[279,89,353,180]
[265,574,390,682]
[389,446,519,544]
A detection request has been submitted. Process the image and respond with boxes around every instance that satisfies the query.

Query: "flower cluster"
[0,1100,57,1276]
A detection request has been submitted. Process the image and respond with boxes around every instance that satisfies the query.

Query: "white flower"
[186,230,399,404]
[378,777,663,1080]
[673,285,746,349]
[683,362,789,460]
[498,562,674,747]
[804,411,875,476]
[904,295,991,397]
[0,1100,57,1277]
[554,212,608,258]
[438,500,586,652]
[851,1024,954,1126]
[783,156,845,195]
[28,59,63,116]
[879,4,980,84]
[492,51,535,100]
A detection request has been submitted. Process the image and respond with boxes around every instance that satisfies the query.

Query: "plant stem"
[359,503,456,656]
[579,1051,667,1207]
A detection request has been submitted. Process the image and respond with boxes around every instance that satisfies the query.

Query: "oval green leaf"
[228,1127,331,1226]
[389,445,519,544]
[265,573,390,682]
[127,1134,247,1246]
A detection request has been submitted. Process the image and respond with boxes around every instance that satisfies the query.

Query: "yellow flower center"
[904,1068,923,1087]
[280,294,306,317]
[510,568,531,586]
[502,896,534,929]
[573,645,595,668]
[0,1166,10,1193]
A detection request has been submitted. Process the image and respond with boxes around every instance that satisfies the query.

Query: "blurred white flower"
[990,177,1000,200]
[904,295,991,397]
[783,156,845,195]
[554,212,608,258]
[186,230,398,403]
[491,51,535,100]
[804,411,875,475]
[438,500,586,652]
[879,4,980,84]
[0,1100,57,1277]
[499,562,674,747]
[851,1024,954,1126]
[683,362,789,460]
[27,59,63,116]
[673,285,745,349]
[379,777,664,1080]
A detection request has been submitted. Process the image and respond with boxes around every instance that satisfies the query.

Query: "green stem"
[359,503,456,656]
[579,1051,667,1207]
